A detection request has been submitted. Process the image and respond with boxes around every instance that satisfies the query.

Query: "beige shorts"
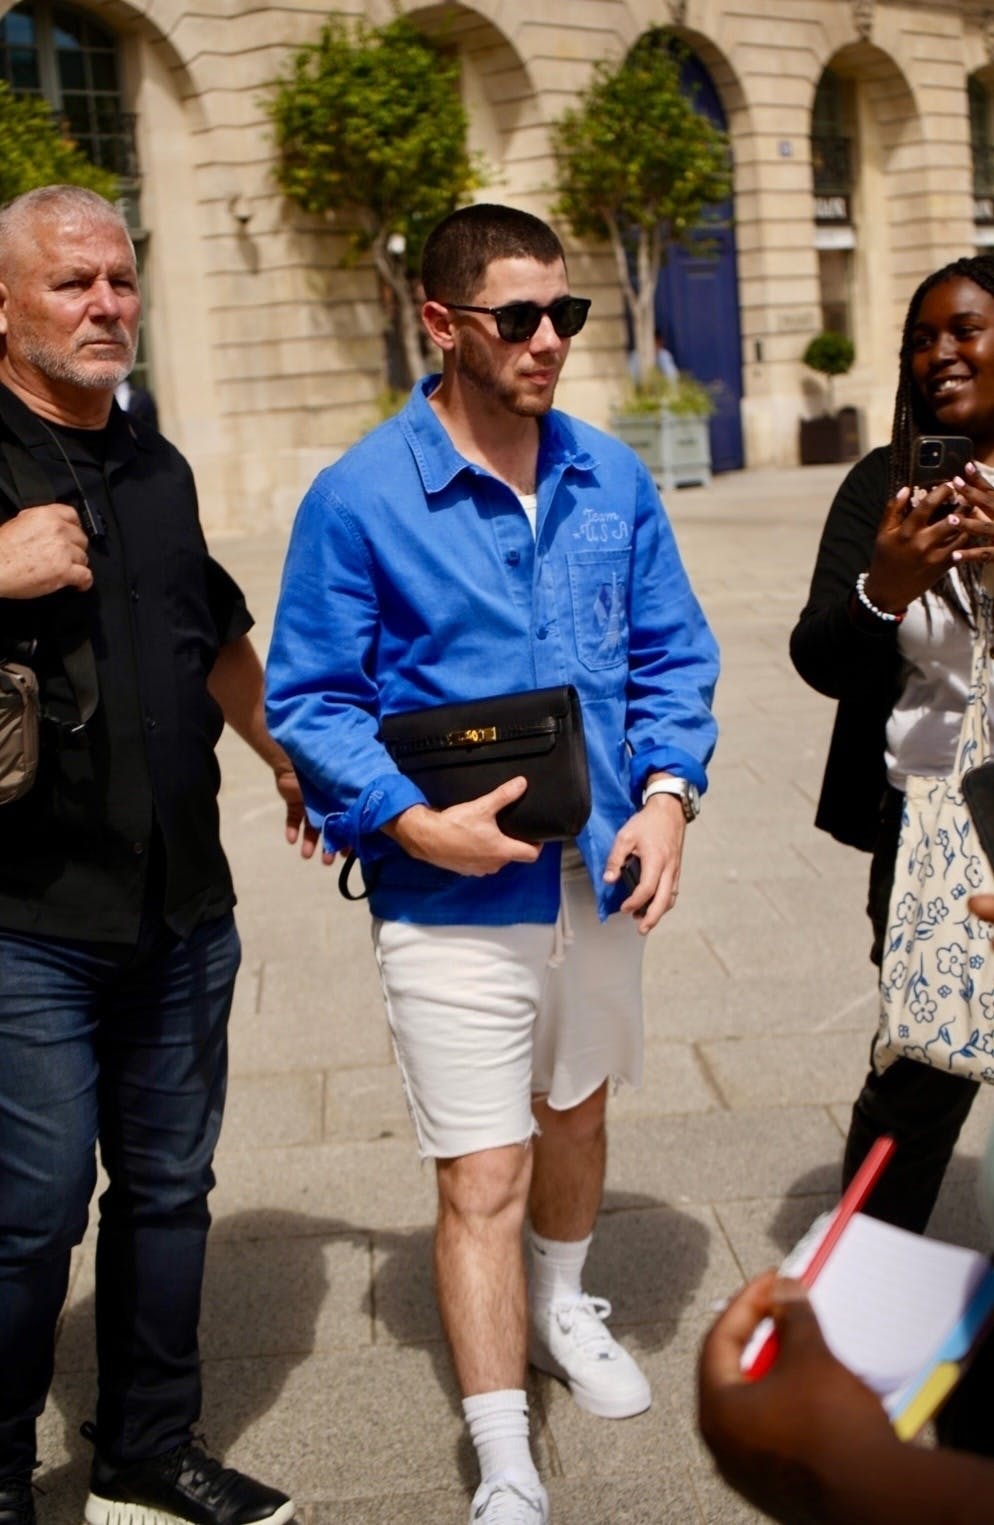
[371,849,644,1159]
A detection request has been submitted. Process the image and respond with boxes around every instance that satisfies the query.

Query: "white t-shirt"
[518,491,538,537]
[885,462,994,789]
[884,574,990,789]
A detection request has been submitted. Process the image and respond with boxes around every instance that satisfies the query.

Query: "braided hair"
[889,254,994,625]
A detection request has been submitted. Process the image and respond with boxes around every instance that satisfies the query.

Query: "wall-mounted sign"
[775,308,820,334]
[815,194,851,224]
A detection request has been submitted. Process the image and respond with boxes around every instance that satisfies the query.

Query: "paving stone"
[323,1062,414,1142]
[234,903,336,957]
[586,1203,741,1326]
[199,1234,374,1358]
[754,868,873,926]
[702,908,866,982]
[714,1193,838,1278]
[698,1031,871,1109]
[642,955,876,1043]
[223,1069,325,1149]
[370,1225,442,1345]
[605,1108,842,1207]
[238,954,390,1072]
[209,1138,437,1234]
[309,1492,468,1525]
[609,1041,721,1118]
[198,1348,553,1503]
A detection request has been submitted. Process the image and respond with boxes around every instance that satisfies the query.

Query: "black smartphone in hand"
[621,853,646,918]
[911,435,974,489]
[621,853,640,894]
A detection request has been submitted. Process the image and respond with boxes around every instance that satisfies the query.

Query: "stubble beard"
[21,329,136,392]
[456,329,559,418]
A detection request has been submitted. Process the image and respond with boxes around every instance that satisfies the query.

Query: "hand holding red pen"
[699,1270,910,1525]
[698,1260,994,1525]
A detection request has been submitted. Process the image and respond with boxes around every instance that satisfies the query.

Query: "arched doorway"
[654,50,743,473]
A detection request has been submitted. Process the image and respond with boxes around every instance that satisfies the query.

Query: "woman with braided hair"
[791,254,994,1235]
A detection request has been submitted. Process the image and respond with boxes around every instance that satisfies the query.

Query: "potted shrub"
[799,330,860,465]
[612,371,715,490]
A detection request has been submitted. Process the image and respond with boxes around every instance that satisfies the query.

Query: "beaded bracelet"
[854,571,906,624]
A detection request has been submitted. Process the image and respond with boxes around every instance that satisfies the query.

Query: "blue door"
[655,54,743,473]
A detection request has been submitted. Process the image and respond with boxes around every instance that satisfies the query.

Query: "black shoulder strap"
[0,415,99,729]
[337,850,369,901]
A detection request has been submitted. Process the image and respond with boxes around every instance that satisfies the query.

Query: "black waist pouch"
[382,683,591,842]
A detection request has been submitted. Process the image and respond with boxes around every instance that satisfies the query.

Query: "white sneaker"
[528,1294,651,1419]
[469,1474,549,1523]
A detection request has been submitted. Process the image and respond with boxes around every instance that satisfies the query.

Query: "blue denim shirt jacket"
[266,377,719,925]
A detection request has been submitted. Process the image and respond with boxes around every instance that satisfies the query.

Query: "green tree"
[0,81,118,205]
[551,31,731,388]
[267,15,484,388]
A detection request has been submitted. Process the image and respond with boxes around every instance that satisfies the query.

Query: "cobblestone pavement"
[44,462,994,1524]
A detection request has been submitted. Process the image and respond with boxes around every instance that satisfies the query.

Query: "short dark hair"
[421,203,566,304]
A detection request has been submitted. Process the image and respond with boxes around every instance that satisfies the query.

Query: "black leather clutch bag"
[381,684,591,842]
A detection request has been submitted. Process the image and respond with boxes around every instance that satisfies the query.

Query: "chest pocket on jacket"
[567,548,631,671]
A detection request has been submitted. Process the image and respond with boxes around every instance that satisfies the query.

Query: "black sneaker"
[0,1479,35,1525]
[83,1440,294,1525]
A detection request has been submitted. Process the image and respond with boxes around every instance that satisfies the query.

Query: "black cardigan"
[789,446,903,851]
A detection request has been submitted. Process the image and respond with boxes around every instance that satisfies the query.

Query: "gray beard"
[22,333,135,391]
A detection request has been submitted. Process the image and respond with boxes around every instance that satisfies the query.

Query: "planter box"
[799,407,861,465]
[613,410,712,493]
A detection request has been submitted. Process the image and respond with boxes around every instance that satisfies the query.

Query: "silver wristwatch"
[642,776,701,822]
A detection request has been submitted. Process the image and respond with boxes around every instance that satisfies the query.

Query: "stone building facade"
[1,0,993,533]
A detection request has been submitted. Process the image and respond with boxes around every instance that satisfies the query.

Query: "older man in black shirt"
[0,186,308,1525]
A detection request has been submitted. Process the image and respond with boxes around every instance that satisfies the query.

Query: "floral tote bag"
[876,595,994,1082]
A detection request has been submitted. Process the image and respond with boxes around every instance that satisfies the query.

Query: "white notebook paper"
[740,1209,994,1433]
[804,1213,991,1395]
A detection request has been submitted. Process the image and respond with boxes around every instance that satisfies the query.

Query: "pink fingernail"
[949,515,961,526]
[952,550,964,562]
[953,477,966,489]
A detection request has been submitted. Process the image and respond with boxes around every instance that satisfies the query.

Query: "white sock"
[462,1389,538,1484]
[529,1229,592,1313]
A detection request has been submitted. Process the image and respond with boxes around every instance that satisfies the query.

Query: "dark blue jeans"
[0,912,240,1480]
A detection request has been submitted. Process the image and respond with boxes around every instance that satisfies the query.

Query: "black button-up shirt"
[0,384,252,942]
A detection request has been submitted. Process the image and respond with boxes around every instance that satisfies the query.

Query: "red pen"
[744,1133,897,1381]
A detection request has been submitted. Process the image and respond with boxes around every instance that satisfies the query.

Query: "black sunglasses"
[444,295,591,343]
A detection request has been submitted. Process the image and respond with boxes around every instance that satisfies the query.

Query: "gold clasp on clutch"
[447,726,497,745]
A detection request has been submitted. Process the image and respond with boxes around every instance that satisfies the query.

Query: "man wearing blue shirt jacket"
[266,204,718,1525]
